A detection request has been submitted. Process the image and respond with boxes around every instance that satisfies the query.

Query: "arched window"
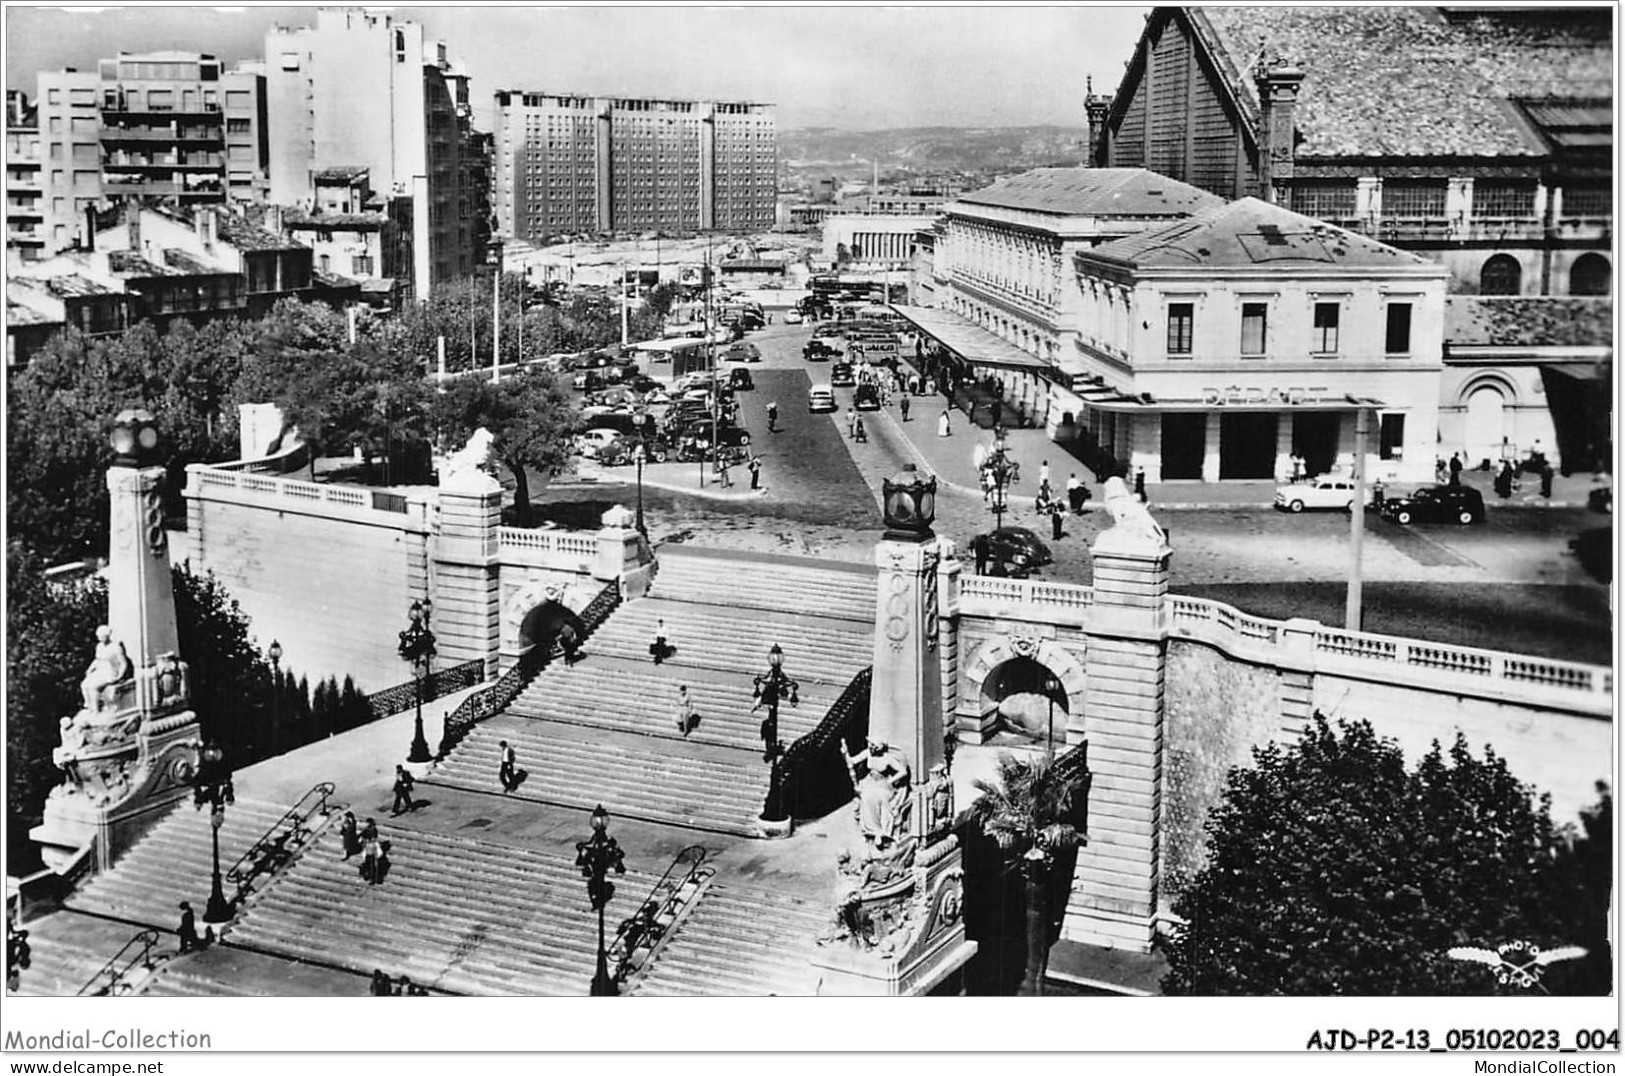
[1479,254,1521,296]
[1570,253,1611,296]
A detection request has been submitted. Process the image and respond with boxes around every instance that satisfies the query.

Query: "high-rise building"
[6,91,45,269]
[34,52,269,257]
[492,92,776,241]
[263,8,490,298]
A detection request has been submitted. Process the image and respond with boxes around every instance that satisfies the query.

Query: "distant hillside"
[781,126,1090,177]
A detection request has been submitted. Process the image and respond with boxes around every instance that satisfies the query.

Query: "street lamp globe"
[268,639,283,667]
[109,409,160,467]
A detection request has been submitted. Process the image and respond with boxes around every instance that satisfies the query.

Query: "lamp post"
[267,639,282,756]
[1043,675,1061,756]
[632,440,647,537]
[191,741,235,928]
[753,643,800,764]
[980,430,1020,533]
[397,598,437,766]
[575,804,625,996]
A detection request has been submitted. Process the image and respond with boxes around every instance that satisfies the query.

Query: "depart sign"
[1202,385,1334,407]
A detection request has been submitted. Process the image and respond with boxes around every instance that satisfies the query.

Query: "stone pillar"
[34,420,199,873]
[936,538,962,746]
[1201,412,1222,482]
[1066,479,1171,953]
[813,467,975,995]
[594,505,654,598]
[1253,61,1305,204]
[432,474,503,681]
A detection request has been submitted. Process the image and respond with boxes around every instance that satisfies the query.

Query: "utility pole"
[492,267,502,384]
[1346,405,1369,631]
[436,336,446,394]
[621,258,630,349]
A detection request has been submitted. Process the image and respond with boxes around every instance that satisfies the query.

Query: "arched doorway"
[1479,254,1522,296]
[980,656,1070,750]
[1571,253,1612,297]
[1464,382,1509,466]
[517,599,584,657]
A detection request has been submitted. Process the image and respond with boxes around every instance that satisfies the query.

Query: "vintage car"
[971,527,1054,578]
[853,383,881,411]
[1380,485,1486,525]
[808,383,837,413]
[1274,475,1360,513]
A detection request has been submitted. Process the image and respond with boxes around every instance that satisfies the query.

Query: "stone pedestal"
[1065,517,1171,953]
[431,474,502,680]
[594,505,653,595]
[33,459,200,872]
[812,508,975,995]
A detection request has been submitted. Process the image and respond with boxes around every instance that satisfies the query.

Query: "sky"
[3,3,1152,130]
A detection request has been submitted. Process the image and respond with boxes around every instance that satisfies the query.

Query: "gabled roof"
[8,299,61,328]
[1082,197,1433,271]
[1445,296,1614,349]
[12,268,121,298]
[1151,6,1612,158]
[955,167,1222,218]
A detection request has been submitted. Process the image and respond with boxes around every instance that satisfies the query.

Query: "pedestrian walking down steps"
[498,740,517,792]
[675,684,696,737]
[391,764,416,816]
[650,618,671,664]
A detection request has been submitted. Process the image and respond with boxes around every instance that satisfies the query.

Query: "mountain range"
[780,125,1091,178]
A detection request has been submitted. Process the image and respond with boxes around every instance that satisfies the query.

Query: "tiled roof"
[956,168,1223,217]
[16,271,120,298]
[7,300,61,327]
[285,209,388,230]
[1083,197,1431,270]
[1444,296,1614,349]
[315,166,370,183]
[162,249,230,275]
[158,206,303,252]
[1192,6,1613,157]
[107,251,179,279]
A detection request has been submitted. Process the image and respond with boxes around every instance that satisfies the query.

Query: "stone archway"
[962,634,1086,744]
[501,577,595,660]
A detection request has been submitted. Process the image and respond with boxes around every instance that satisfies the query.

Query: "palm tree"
[960,751,1086,996]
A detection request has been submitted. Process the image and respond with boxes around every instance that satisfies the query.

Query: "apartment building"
[492,92,776,241]
[264,7,489,297]
[7,91,45,269]
[33,52,268,257]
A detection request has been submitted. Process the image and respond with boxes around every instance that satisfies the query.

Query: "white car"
[574,428,622,459]
[784,309,804,325]
[1275,476,1358,513]
[808,383,837,413]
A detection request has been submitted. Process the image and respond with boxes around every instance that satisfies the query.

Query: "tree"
[1162,713,1611,996]
[429,368,576,526]
[959,752,1084,995]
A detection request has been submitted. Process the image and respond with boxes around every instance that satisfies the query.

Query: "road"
[537,318,1612,662]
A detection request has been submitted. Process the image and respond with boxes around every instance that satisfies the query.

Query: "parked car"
[804,340,840,362]
[853,383,881,410]
[814,324,845,340]
[723,342,762,363]
[1381,485,1485,525]
[830,362,856,387]
[784,309,804,325]
[1274,476,1359,513]
[728,367,755,391]
[972,527,1054,578]
[1588,484,1612,514]
[582,410,649,438]
[599,433,672,466]
[623,374,663,395]
[573,428,622,460]
[808,383,837,413]
[572,370,608,392]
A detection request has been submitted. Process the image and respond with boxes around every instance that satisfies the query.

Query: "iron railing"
[762,665,872,823]
[224,783,337,896]
[436,577,623,759]
[77,929,161,997]
[608,844,714,985]
[366,658,487,722]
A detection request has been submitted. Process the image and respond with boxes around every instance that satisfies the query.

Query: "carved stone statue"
[440,427,498,491]
[80,625,132,714]
[852,740,912,851]
[925,763,954,835]
[1098,476,1166,551]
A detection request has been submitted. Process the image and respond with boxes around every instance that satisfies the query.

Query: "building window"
[1385,303,1412,354]
[1240,302,1268,355]
[1570,253,1611,297]
[1312,301,1340,353]
[1562,185,1612,219]
[1291,182,1357,219]
[1479,254,1522,296]
[1379,413,1405,461]
[1382,181,1446,219]
[1473,183,1535,219]
[1165,302,1194,354]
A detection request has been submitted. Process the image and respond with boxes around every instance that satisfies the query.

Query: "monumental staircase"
[629,880,828,996]
[429,547,878,836]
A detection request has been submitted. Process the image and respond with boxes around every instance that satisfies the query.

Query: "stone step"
[430,719,771,836]
[650,559,877,622]
[5,911,154,998]
[633,882,826,997]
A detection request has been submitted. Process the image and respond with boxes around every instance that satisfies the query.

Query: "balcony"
[103,156,225,172]
[102,103,223,122]
[100,127,224,146]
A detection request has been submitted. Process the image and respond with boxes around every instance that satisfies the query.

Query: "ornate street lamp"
[632,440,647,537]
[397,599,437,765]
[979,431,1019,533]
[1044,675,1061,757]
[109,408,160,468]
[191,741,235,928]
[753,644,800,764]
[575,804,626,996]
[268,639,283,755]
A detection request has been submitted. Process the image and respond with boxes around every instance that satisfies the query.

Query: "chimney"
[84,205,97,253]
[1084,77,1113,167]
[1253,57,1305,205]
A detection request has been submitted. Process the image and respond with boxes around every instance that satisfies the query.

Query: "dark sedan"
[1381,485,1485,525]
[804,340,840,361]
[854,383,881,410]
[971,527,1054,578]
[830,362,856,387]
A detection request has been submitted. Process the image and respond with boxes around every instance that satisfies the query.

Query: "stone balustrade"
[187,466,431,529]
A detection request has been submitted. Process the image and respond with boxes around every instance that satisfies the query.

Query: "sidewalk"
[877,390,1604,510]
